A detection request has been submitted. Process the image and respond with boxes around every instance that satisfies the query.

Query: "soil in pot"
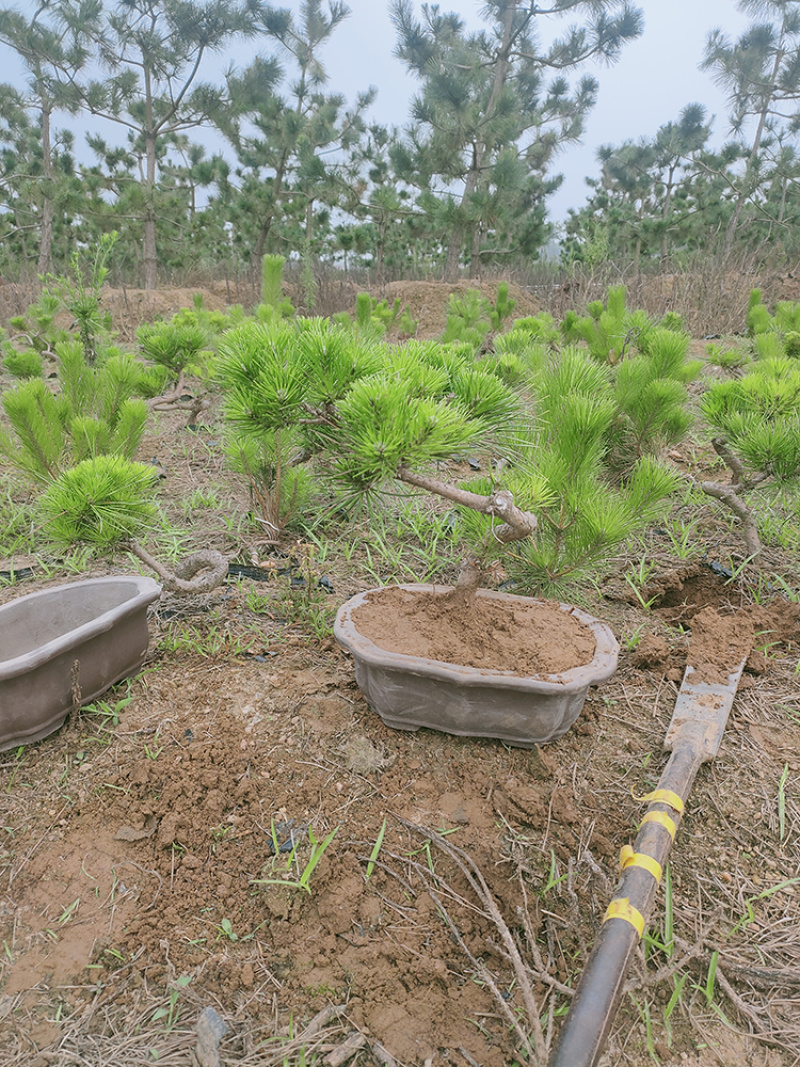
[351,585,597,675]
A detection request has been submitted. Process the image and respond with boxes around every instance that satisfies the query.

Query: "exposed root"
[124,543,229,594]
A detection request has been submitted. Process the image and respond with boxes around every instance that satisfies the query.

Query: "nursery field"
[0,277,799,1067]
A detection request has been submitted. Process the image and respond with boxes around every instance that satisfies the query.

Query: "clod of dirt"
[631,633,672,669]
[196,1006,229,1067]
[686,606,755,683]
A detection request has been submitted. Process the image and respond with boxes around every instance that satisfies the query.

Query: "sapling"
[3,347,43,379]
[256,254,295,320]
[562,284,654,364]
[441,288,492,349]
[41,233,118,363]
[609,326,702,468]
[696,356,800,557]
[0,341,149,483]
[4,289,66,360]
[333,293,403,341]
[490,281,516,331]
[37,455,228,594]
[746,290,800,358]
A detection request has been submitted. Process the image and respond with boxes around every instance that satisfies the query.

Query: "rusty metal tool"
[548,652,751,1067]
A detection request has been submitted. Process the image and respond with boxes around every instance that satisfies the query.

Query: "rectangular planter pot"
[0,575,161,751]
[335,584,619,748]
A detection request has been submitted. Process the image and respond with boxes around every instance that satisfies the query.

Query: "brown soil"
[350,586,596,675]
[684,606,755,683]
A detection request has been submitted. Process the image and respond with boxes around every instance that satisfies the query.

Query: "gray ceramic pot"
[335,584,619,747]
[0,575,161,751]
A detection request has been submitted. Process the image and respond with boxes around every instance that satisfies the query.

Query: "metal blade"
[664,659,748,762]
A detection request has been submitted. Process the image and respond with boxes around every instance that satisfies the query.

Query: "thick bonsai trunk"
[693,438,767,559]
[697,480,762,557]
[397,466,538,593]
[126,542,228,594]
[397,467,538,543]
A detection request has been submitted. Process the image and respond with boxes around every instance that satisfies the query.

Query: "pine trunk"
[37,100,54,275]
[442,1,518,284]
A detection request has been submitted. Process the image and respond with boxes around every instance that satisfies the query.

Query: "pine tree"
[391,0,643,280]
[17,0,262,289]
[222,1,374,277]
[702,0,800,254]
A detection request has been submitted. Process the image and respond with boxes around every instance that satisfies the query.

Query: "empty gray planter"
[0,575,161,751]
[335,584,619,747]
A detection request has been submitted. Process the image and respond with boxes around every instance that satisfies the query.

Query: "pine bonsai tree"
[136,320,213,425]
[459,349,680,591]
[37,455,228,593]
[697,356,800,557]
[212,317,678,593]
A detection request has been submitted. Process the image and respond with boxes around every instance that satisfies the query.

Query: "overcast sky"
[319,0,752,223]
[2,0,752,225]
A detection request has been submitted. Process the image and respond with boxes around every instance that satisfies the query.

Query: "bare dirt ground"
[0,283,799,1067]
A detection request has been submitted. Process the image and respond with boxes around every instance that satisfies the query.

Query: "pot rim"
[0,575,162,675]
[334,583,619,692]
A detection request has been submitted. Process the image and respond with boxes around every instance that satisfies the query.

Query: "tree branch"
[397,467,538,542]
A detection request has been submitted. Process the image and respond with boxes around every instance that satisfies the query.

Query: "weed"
[729,876,800,935]
[142,738,164,761]
[662,971,688,1045]
[768,573,800,602]
[274,543,334,639]
[662,516,703,560]
[623,625,646,651]
[405,826,460,873]
[4,746,26,792]
[244,586,274,615]
[703,950,719,1005]
[253,823,339,894]
[541,849,568,897]
[365,818,387,882]
[180,487,223,514]
[633,996,659,1065]
[83,682,134,733]
[57,898,80,925]
[623,554,659,610]
[151,974,192,1032]
[157,619,257,658]
[214,917,238,942]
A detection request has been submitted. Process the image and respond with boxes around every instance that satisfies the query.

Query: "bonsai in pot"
[215,317,680,744]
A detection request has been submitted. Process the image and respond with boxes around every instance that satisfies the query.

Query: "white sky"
[320,0,752,223]
[1,0,753,226]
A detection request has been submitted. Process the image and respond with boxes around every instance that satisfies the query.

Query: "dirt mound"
[99,284,244,341]
[379,278,541,340]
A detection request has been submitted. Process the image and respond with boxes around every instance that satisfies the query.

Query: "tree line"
[0,0,797,290]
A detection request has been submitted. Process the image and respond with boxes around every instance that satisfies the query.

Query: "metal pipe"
[548,744,704,1067]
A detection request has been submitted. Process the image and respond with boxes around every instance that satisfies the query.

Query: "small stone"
[196,1005,229,1067]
